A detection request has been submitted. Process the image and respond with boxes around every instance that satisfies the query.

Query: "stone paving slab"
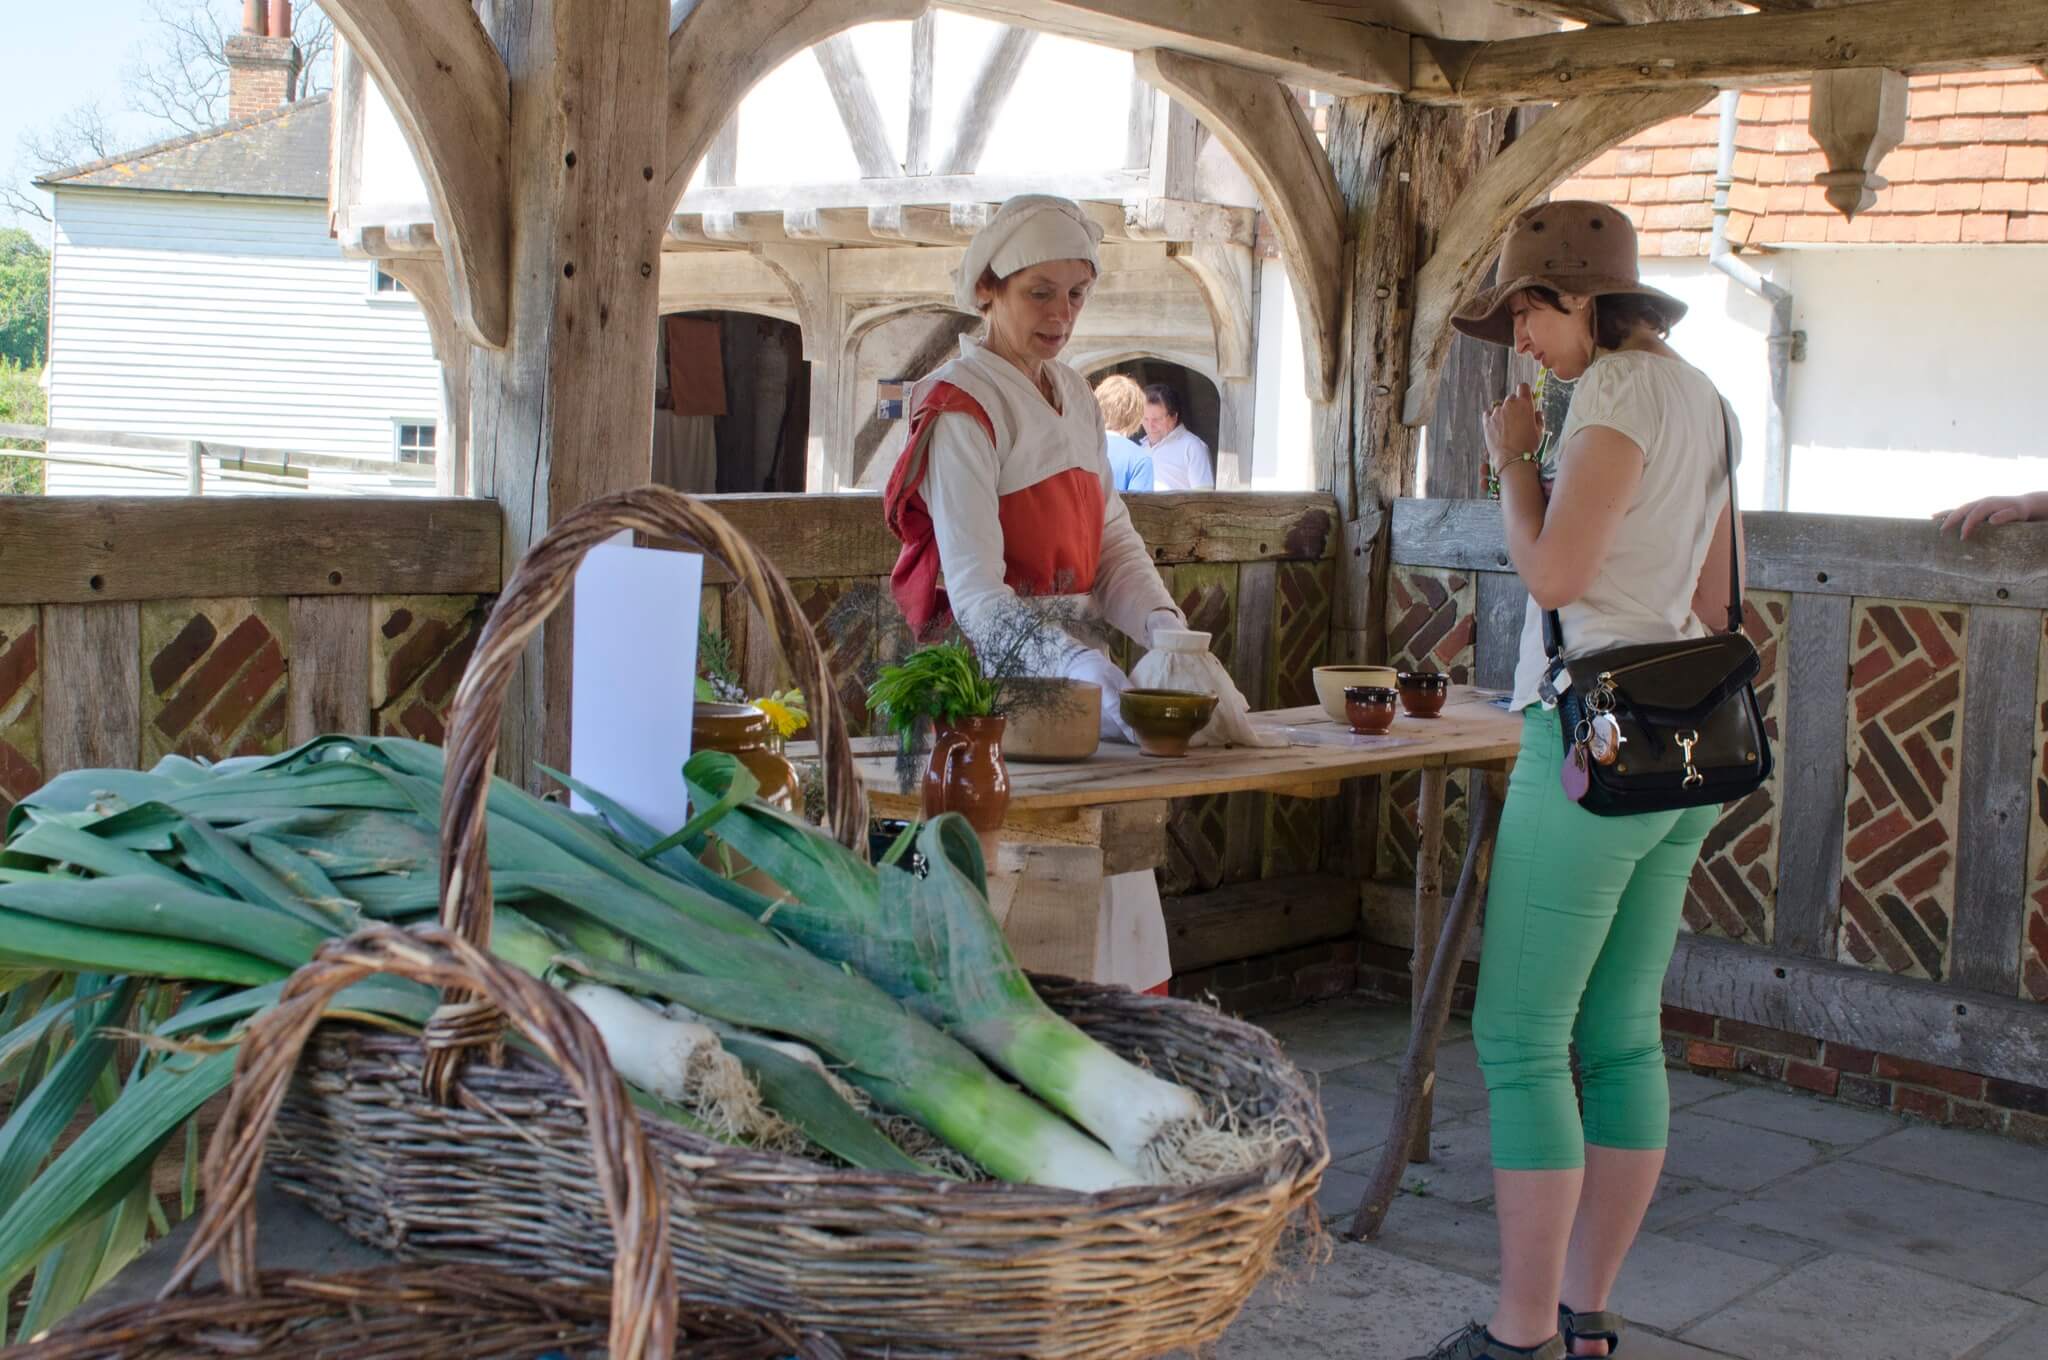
[2022,1267,2048,1306]
[1665,1068,1734,1109]
[1639,1172,1740,1235]
[1260,996,1432,1073]
[1681,1254,2029,1360]
[1207,1242,1499,1360]
[1606,1230,1782,1334]
[1338,1113,1499,1207]
[1715,1159,2048,1292]
[1662,1108,1827,1193]
[1975,1306,2048,1359]
[1686,1085,1905,1148]
[1850,1124,2048,1208]
[1324,1055,1490,1115]
[1315,1075,1404,1161]
[1663,1212,1828,1269]
[1357,1192,1503,1282]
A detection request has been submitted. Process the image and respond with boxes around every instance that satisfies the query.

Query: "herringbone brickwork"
[1380,567,1476,885]
[0,608,41,814]
[1685,592,1790,944]
[141,599,289,765]
[1840,600,1966,981]
[373,596,490,745]
[1162,564,1239,896]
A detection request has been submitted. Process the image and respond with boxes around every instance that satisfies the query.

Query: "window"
[394,421,437,466]
[368,264,412,298]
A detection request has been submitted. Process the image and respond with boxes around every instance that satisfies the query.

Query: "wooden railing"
[0,496,501,807]
[1387,498,2048,1092]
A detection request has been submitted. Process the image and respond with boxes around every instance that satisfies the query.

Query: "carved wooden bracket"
[1401,87,1712,426]
[752,243,834,362]
[665,0,924,210]
[1809,68,1909,220]
[322,0,511,349]
[1134,48,1344,402]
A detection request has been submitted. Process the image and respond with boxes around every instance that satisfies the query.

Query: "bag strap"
[1542,385,1742,662]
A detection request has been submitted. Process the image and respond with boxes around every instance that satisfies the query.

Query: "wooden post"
[1408,765,1448,1162]
[468,0,669,792]
[1350,768,1504,1241]
[1315,95,1501,881]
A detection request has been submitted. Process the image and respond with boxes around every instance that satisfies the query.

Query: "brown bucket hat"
[1451,200,1687,347]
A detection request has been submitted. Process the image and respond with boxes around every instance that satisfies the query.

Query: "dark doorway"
[1086,358,1221,462]
[653,310,808,494]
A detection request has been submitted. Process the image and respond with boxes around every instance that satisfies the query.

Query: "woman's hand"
[1484,383,1545,475]
[1935,493,2048,540]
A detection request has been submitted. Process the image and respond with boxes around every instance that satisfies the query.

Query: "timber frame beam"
[321,0,511,348]
[943,0,1411,95]
[1135,48,1345,401]
[664,0,923,208]
[1401,87,1713,425]
[1411,0,2048,104]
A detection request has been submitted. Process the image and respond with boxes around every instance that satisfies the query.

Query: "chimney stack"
[225,0,300,121]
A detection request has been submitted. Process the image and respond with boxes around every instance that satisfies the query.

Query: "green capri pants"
[1473,705,1719,1171]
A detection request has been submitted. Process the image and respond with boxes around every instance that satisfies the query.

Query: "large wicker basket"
[2,927,836,1360]
[268,486,1329,1358]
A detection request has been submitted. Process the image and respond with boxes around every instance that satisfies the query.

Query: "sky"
[2,0,201,231]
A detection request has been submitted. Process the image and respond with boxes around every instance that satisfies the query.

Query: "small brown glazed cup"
[1344,684,1398,735]
[1397,670,1450,718]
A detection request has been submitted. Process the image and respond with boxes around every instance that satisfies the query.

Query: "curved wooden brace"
[751,243,834,363]
[323,0,511,349]
[1134,48,1343,403]
[1399,87,1711,426]
[378,257,472,496]
[1166,240,1256,381]
[665,0,925,210]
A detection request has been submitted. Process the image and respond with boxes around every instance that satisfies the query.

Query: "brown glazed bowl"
[1119,688,1218,757]
[1397,670,1450,718]
[1344,685,1398,735]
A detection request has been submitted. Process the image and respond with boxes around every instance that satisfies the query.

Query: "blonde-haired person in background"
[1094,373,1154,493]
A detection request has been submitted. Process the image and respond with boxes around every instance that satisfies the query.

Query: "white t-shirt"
[1510,350,1739,712]
[1148,425,1214,491]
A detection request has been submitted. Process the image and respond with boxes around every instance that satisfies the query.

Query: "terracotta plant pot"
[922,715,1011,839]
[1344,685,1398,735]
[1397,670,1450,718]
[1119,688,1219,758]
[1313,664,1399,723]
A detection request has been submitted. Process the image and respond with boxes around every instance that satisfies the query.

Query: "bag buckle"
[1678,729,1703,789]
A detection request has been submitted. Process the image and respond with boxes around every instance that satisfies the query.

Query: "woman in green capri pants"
[1407,202,1744,1360]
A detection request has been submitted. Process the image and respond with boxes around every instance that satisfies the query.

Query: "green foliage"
[868,642,998,744]
[0,359,45,496]
[695,618,744,704]
[0,230,48,370]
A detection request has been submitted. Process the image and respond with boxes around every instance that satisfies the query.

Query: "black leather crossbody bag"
[1544,396,1773,817]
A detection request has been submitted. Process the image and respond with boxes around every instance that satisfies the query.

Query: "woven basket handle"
[429,486,865,1092]
[159,924,678,1360]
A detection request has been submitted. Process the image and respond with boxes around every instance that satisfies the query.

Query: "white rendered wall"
[1638,247,2048,517]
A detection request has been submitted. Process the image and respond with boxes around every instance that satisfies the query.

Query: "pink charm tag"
[1560,740,1591,803]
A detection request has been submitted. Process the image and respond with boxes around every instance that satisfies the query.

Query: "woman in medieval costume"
[882,195,1273,997]
[883,193,1260,746]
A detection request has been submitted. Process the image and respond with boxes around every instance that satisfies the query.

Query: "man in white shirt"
[1140,383,1214,491]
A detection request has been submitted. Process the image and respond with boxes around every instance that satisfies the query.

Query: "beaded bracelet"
[1484,451,1540,498]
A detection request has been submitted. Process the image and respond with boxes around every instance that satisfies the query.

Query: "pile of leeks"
[0,735,1268,1339]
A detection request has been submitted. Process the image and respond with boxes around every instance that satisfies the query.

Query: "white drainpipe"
[1711,90,1798,512]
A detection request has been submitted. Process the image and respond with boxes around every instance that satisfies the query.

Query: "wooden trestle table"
[832,685,1523,1239]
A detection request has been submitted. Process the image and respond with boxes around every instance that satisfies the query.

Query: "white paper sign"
[569,540,704,836]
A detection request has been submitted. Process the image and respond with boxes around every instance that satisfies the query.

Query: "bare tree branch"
[125,0,333,134]
[2,104,120,224]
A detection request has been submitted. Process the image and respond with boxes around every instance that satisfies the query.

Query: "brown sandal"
[1559,1304,1624,1356]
